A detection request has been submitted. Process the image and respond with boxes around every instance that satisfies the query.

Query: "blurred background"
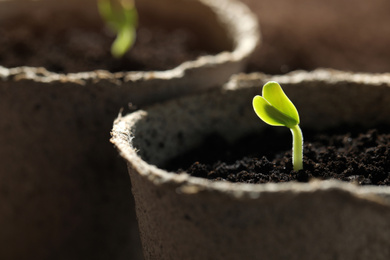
[243,0,390,74]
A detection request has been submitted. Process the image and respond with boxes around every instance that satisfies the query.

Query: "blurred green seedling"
[252,81,303,171]
[98,0,138,58]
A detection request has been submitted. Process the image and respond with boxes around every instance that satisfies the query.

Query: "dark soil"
[0,11,218,73]
[166,126,390,186]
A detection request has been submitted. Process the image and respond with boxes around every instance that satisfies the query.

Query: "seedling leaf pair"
[252,81,303,171]
[252,81,299,128]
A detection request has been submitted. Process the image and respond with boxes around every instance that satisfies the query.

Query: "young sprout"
[252,81,303,171]
[98,0,138,58]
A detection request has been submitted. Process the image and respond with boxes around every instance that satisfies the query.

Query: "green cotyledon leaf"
[252,81,299,128]
[98,0,138,58]
[111,24,136,58]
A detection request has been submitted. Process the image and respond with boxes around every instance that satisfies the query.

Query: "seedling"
[98,0,138,58]
[252,81,303,171]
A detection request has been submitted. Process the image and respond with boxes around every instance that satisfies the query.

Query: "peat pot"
[112,69,390,260]
[0,0,258,259]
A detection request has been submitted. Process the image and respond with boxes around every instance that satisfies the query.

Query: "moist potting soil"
[167,126,390,186]
[0,11,219,73]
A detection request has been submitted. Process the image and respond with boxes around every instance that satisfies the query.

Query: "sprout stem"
[290,124,303,171]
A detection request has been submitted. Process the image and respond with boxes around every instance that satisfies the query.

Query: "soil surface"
[0,12,218,73]
[167,126,390,186]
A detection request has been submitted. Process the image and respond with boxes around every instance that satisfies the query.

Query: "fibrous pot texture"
[112,69,390,260]
[0,0,258,259]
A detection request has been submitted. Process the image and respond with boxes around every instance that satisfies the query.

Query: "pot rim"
[111,69,390,202]
[0,0,259,84]
[111,69,390,201]
[112,117,390,203]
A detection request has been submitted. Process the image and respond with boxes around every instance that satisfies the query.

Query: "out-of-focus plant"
[98,0,138,58]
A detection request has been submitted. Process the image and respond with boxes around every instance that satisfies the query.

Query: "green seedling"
[252,81,303,171]
[98,0,138,58]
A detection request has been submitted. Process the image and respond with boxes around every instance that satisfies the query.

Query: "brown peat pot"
[0,0,259,259]
[112,69,390,260]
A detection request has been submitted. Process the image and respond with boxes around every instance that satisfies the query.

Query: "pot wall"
[112,69,390,260]
[0,70,143,260]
